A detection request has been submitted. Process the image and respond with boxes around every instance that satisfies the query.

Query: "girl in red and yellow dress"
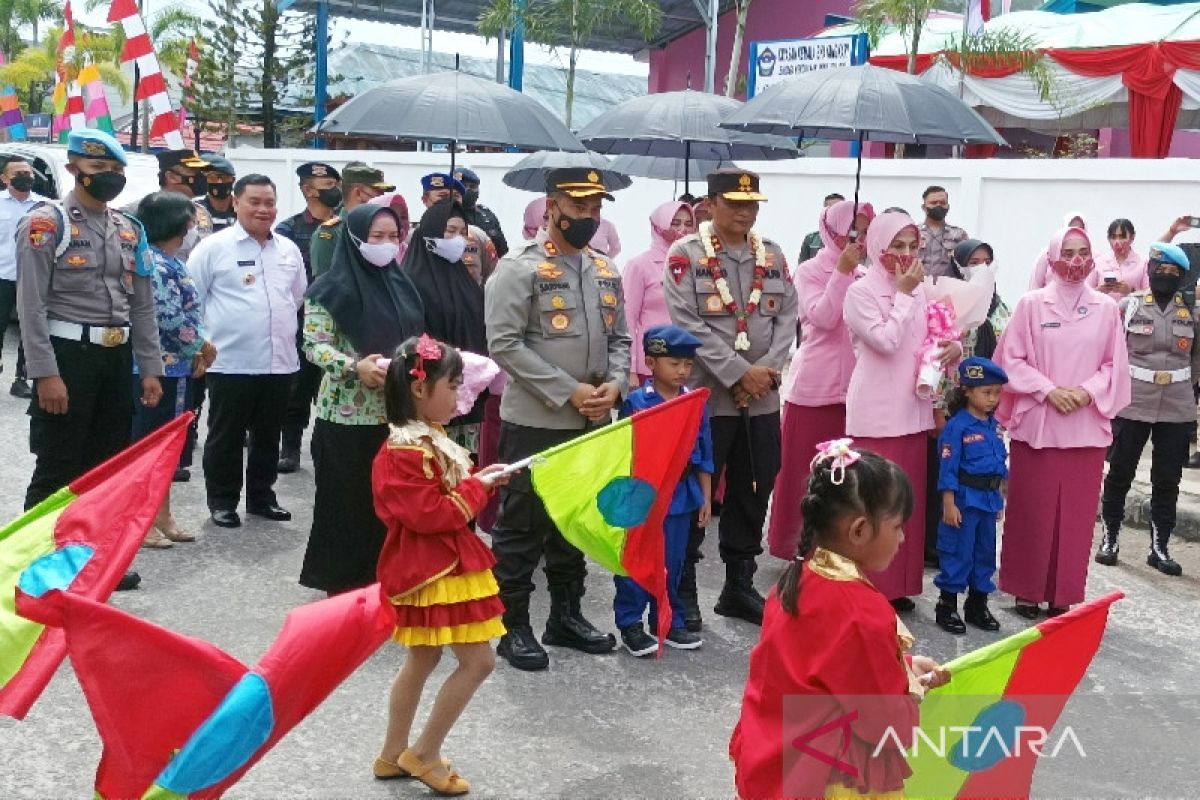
[370,334,514,796]
[730,441,951,800]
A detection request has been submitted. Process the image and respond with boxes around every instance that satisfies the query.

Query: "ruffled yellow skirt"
[391,568,506,647]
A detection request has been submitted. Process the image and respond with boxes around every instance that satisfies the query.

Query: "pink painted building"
[648,0,854,95]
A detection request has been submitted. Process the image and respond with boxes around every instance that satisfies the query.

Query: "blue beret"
[958,356,1008,387]
[421,172,466,196]
[644,324,701,358]
[201,153,236,176]
[296,162,340,180]
[452,167,480,184]
[66,129,127,165]
[1148,242,1190,272]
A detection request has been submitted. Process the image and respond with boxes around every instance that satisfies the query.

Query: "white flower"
[734,331,751,351]
[717,281,735,305]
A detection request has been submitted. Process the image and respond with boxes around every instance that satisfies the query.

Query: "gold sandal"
[397,749,470,796]
[372,755,411,780]
[141,527,174,549]
[159,519,196,542]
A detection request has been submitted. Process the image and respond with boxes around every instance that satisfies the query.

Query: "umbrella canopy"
[502,150,632,192]
[577,90,800,161]
[609,154,730,184]
[720,63,1006,146]
[312,71,585,158]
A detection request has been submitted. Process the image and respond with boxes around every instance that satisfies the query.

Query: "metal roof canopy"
[282,0,735,55]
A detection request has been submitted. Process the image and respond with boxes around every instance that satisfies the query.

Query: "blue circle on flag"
[950,699,1027,773]
[597,477,656,528]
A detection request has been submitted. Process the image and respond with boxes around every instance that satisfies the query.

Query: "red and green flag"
[529,389,708,647]
[905,591,1124,798]
[0,412,190,720]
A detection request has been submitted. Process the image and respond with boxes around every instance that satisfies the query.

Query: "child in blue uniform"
[615,324,714,656]
[935,356,1009,635]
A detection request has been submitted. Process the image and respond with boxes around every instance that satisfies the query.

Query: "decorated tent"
[822,3,1200,157]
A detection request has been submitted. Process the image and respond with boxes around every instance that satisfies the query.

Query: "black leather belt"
[958,472,1003,490]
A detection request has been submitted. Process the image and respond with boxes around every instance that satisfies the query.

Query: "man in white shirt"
[0,155,48,399]
[188,174,306,528]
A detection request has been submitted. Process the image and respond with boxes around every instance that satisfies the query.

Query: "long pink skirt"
[854,433,928,601]
[766,402,847,560]
[1000,441,1105,608]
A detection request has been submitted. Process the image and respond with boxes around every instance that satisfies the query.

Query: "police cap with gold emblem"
[546,167,615,201]
[296,162,341,181]
[707,167,767,202]
[644,324,701,359]
[66,129,127,165]
[1148,241,1190,272]
[957,356,1008,387]
[156,149,210,171]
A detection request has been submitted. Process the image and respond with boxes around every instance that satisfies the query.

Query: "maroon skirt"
[475,393,503,533]
[854,433,928,600]
[767,403,847,560]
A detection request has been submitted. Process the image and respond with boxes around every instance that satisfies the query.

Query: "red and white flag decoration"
[177,37,199,130]
[967,0,989,36]
[107,0,184,149]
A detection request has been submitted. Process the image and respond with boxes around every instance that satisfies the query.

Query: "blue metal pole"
[313,0,328,149]
[508,0,525,91]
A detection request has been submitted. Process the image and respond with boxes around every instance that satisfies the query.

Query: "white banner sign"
[749,36,860,97]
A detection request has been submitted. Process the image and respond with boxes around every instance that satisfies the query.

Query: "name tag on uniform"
[237,259,256,267]
[1041,322,1061,328]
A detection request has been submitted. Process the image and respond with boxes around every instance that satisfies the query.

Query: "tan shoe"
[372,755,411,780]
[397,750,470,796]
[141,527,174,549]
[159,519,196,543]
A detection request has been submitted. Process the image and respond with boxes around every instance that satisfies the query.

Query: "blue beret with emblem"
[421,172,466,196]
[644,324,702,358]
[452,167,480,184]
[1148,241,1190,272]
[66,128,127,165]
[958,356,1008,387]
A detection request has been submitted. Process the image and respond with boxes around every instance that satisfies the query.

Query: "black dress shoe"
[1014,601,1041,619]
[115,571,141,591]
[935,600,967,635]
[497,625,549,671]
[247,503,291,521]
[10,379,32,399]
[210,510,242,528]
[890,597,916,613]
[713,560,765,625]
[963,593,1001,631]
[277,452,300,474]
[172,468,191,483]
[1188,451,1200,469]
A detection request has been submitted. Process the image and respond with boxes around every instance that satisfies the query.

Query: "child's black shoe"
[964,591,1001,631]
[619,623,658,657]
[935,593,967,635]
[663,627,703,650]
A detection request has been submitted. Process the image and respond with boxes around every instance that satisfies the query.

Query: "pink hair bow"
[811,438,861,485]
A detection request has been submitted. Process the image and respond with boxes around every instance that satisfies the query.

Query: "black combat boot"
[714,560,765,625]
[963,590,1001,631]
[496,594,549,671]
[542,581,616,654]
[677,559,703,633]
[935,591,967,635]
[1147,522,1183,576]
[1095,523,1120,566]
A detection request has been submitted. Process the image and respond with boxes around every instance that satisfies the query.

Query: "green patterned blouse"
[302,299,388,425]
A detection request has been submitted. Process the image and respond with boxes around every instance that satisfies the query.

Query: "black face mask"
[554,210,598,250]
[462,188,480,208]
[316,187,343,209]
[187,174,208,196]
[78,170,127,203]
[1149,268,1183,299]
[926,206,949,222]
[8,174,35,193]
[208,184,232,200]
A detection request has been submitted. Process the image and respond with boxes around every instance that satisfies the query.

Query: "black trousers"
[1102,417,1191,534]
[281,356,323,452]
[132,375,196,469]
[203,372,293,511]
[25,338,132,510]
[689,412,781,565]
[0,278,27,380]
[490,422,589,624]
[185,375,205,469]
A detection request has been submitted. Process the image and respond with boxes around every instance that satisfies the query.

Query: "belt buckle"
[100,327,124,347]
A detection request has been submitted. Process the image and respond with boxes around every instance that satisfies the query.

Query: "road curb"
[1106,479,1200,543]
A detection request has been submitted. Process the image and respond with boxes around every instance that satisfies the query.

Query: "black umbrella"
[502,150,632,192]
[609,154,730,185]
[312,71,584,170]
[721,64,1006,223]
[576,90,798,193]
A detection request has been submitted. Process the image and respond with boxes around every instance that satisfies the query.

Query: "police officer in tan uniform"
[1099,242,1200,576]
[662,168,798,628]
[485,167,631,671]
[17,129,163,589]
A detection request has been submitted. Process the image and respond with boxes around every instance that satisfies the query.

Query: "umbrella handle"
[849,129,865,242]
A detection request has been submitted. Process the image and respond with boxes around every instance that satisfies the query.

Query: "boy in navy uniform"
[935,357,1008,634]
[614,324,713,656]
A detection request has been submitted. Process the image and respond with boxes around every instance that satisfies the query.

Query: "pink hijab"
[368,191,411,262]
[865,211,919,277]
[811,199,875,270]
[648,200,694,258]
[523,197,548,240]
[1045,226,1097,310]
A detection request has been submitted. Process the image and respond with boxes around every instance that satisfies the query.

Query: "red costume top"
[372,421,496,602]
[730,549,922,800]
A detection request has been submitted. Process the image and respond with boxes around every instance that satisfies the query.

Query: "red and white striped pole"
[107,0,184,149]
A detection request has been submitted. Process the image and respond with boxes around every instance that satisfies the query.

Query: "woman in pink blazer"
[767,198,873,559]
[994,226,1131,617]
[843,211,962,609]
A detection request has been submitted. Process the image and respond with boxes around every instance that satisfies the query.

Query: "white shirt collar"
[232,221,277,246]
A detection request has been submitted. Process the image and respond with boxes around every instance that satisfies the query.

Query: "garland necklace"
[699,219,766,351]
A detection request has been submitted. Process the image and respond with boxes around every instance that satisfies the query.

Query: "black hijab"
[401,199,487,356]
[951,238,1000,360]
[306,204,425,357]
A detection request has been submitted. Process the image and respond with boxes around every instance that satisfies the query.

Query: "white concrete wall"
[226,148,1200,303]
